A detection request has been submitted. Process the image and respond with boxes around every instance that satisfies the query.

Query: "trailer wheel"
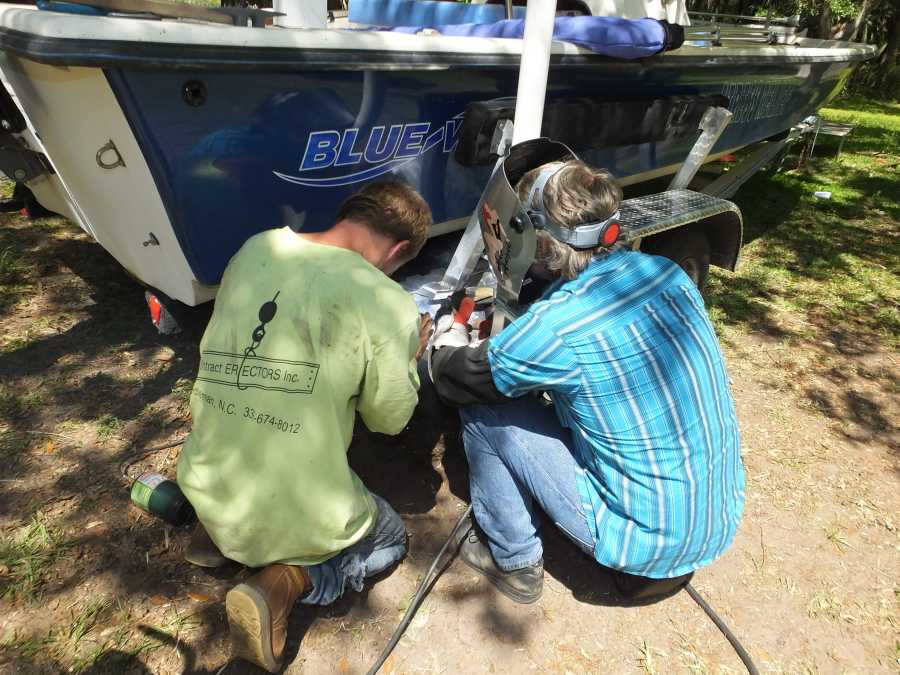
[641,227,711,290]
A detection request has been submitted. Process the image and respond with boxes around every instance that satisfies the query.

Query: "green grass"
[171,377,194,409]
[0,515,68,602]
[0,387,44,422]
[1,597,161,673]
[706,96,900,353]
[0,246,32,312]
[0,246,26,282]
[95,414,124,443]
[0,431,29,460]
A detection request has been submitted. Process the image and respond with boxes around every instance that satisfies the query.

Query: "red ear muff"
[601,221,620,247]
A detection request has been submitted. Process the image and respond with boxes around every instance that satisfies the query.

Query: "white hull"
[0,51,216,305]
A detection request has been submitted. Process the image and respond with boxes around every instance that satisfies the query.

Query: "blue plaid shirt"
[488,249,745,578]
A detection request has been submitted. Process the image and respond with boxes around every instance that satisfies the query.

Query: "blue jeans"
[461,396,595,571]
[301,494,407,606]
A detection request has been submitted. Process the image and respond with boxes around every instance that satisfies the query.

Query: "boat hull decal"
[275,117,461,187]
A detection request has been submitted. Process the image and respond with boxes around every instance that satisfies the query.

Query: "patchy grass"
[0,244,33,313]
[95,413,124,443]
[705,96,899,447]
[171,377,194,410]
[823,524,851,553]
[1,597,162,673]
[707,97,899,346]
[0,387,45,424]
[0,514,68,601]
[0,430,29,459]
[0,246,26,282]
[636,640,666,674]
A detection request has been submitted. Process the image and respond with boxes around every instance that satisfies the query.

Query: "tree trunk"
[818,2,832,39]
[833,0,872,41]
[850,0,879,42]
[879,7,899,66]
[806,0,832,39]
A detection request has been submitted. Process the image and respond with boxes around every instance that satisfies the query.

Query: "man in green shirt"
[177,182,432,672]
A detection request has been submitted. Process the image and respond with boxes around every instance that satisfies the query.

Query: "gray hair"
[516,161,623,280]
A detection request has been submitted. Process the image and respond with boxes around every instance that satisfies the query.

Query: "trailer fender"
[695,209,743,272]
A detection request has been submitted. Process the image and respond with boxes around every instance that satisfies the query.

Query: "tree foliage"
[686,0,898,100]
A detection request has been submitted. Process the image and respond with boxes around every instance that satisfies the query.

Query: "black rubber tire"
[640,227,711,291]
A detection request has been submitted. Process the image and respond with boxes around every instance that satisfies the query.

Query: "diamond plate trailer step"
[619,188,744,273]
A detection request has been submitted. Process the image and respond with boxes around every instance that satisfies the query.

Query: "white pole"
[511,0,558,145]
[273,0,327,28]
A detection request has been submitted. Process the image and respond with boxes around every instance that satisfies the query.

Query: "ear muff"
[599,220,620,248]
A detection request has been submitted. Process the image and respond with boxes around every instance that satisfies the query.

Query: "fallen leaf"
[338,656,350,673]
[154,347,176,362]
[42,440,56,454]
[149,594,168,606]
[187,591,211,603]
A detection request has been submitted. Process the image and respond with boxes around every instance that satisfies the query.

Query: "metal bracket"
[0,148,51,183]
[701,136,794,198]
[668,106,733,191]
[96,139,126,170]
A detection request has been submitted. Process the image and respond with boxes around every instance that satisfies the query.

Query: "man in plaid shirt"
[430,159,744,603]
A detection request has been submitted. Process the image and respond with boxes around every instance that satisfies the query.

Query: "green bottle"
[130,472,195,525]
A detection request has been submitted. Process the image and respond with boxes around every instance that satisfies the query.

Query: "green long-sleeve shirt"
[177,227,420,567]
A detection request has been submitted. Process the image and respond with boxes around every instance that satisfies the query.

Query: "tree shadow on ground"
[0,216,485,673]
[700,144,899,461]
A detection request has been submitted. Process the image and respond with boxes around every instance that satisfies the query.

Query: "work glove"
[431,297,475,350]
[427,297,475,382]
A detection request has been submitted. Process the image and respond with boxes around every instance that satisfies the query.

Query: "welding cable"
[366,504,473,675]
[685,582,760,675]
[367,507,760,675]
[119,436,188,482]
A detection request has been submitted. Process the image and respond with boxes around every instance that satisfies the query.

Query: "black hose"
[119,437,188,482]
[685,582,760,675]
[367,512,759,675]
[366,505,473,675]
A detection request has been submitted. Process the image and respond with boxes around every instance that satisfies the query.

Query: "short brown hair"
[337,181,431,257]
[516,161,623,279]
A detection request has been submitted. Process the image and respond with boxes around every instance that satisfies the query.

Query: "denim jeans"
[461,396,596,572]
[301,494,407,606]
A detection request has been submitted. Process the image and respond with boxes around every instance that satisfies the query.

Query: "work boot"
[184,523,228,568]
[459,527,543,604]
[225,564,310,673]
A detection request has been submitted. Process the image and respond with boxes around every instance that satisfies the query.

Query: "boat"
[0,0,875,307]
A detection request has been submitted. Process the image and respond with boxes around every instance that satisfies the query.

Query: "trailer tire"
[641,227,711,290]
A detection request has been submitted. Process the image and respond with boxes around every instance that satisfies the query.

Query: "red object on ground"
[147,293,163,328]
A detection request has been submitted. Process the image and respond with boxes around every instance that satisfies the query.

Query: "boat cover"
[350,0,690,26]
[387,17,682,59]
[350,0,526,26]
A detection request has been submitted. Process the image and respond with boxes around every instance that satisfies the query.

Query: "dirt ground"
[1,107,898,673]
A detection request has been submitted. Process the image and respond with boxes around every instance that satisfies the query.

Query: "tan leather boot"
[225,564,310,672]
[184,523,228,568]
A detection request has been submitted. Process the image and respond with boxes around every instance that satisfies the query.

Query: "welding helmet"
[476,138,621,309]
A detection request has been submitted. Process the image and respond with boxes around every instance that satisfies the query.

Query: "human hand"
[415,313,433,361]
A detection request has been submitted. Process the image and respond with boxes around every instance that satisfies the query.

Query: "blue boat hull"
[106,57,852,287]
